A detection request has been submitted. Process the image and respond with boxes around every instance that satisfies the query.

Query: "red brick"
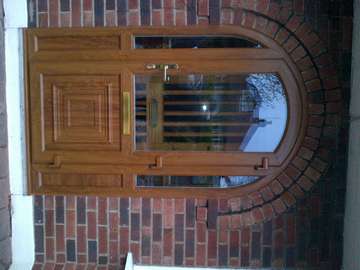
[265,21,279,38]
[83,0,92,10]
[315,54,332,67]
[38,13,48,27]
[76,226,86,253]
[304,167,322,182]
[196,207,207,221]
[99,226,108,254]
[298,175,313,191]
[302,68,318,82]
[307,126,322,139]
[175,199,185,213]
[71,0,81,26]
[262,204,274,220]
[275,28,290,44]
[241,212,254,227]
[292,156,309,171]
[304,136,319,150]
[301,32,320,48]
[196,244,206,265]
[152,10,162,26]
[306,79,322,92]
[230,214,241,229]
[196,199,207,207]
[308,104,324,114]
[152,243,161,264]
[272,198,287,214]
[260,186,274,201]
[270,180,284,195]
[87,211,96,239]
[56,224,65,252]
[221,9,233,25]
[286,15,302,32]
[243,12,256,28]
[254,16,268,32]
[98,198,107,225]
[163,199,174,228]
[233,9,244,25]
[289,184,305,199]
[49,0,59,27]
[164,9,174,25]
[46,238,55,261]
[207,230,217,259]
[128,0,138,9]
[45,210,54,237]
[221,0,231,8]
[308,115,324,127]
[163,0,174,8]
[285,165,301,180]
[256,0,270,13]
[119,228,129,255]
[218,215,229,230]
[66,210,75,238]
[109,212,119,240]
[129,11,140,26]
[249,191,263,206]
[325,89,342,102]
[251,208,264,223]
[280,192,296,207]
[267,2,281,19]
[45,196,54,210]
[296,56,313,71]
[277,173,293,188]
[283,37,299,53]
[241,227,250,245]
[87,197,96,210]
[291,45,307,61]
[197,0,209,16]
[163,228,173,257]
[130,243,140,263]
[196,222,206,243]
[311,158,328,172]
[109,241,118,264]
[175,10,186,26]
[309,41,326,57]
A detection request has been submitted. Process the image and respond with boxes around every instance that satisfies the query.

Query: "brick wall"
[0,0,12,268]
[29,0,352,269]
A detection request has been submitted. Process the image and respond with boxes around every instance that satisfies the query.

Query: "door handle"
[255,157,269,171]
[145,63,179,82]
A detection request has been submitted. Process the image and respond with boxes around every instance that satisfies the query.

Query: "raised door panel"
[30,72,122,164]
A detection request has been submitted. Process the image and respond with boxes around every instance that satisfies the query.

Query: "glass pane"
[137,175,261,188]
[135,36,262,49]
[135,73,287,152]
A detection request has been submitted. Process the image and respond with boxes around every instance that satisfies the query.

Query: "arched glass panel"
[136,175,261,188]
[135,73,287,152]
[135,36,262,49]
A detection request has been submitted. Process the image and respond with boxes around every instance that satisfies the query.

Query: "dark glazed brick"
[95,0,105,26]
[185,229,195,257]
[230,231,239,257]
[175,214,184,241]
[99,255,108,264]
[208,230,217,259]
[34,196,44,224]
[187,0,196,25]
[142,198,151,227]
[185,199,195,228]
[38,0,47,11]
[207,199,218,229]
[66,239,76,262]
[55,196,64,224]
[106,0,116,10]
[263,221,272,245]
[60,0,70,11]
[76,197,86,224]
[174,244,184,265]
[88,240,97,263]
[263,247,272,267]
[120,198,129,226]
[286,247,296,267]
[28,0,37,27]
[117,0,127,25]
[35,225,44,253]
[209,0,220,24]
[141,234,151,257]
[152,0,161,9]
[140,0,150,25]
[251,231,261,260]
[218,245,228,266]
[153,214,162,241]
[131,213,140,241]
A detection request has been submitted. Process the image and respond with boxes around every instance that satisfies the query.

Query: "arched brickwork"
[29,0,348,268]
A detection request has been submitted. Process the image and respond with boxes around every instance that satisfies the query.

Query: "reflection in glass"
[135,73,287,152]
[137,175,260,188]
[135,36,262,49]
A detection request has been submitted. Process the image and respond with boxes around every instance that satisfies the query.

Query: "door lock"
[145,63,179,82]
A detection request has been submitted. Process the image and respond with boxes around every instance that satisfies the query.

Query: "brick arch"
[212,5,342,227]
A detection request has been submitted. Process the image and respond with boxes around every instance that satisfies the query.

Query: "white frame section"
[4,0,35,269]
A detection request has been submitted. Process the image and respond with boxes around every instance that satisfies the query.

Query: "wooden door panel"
[30,70,122,163]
